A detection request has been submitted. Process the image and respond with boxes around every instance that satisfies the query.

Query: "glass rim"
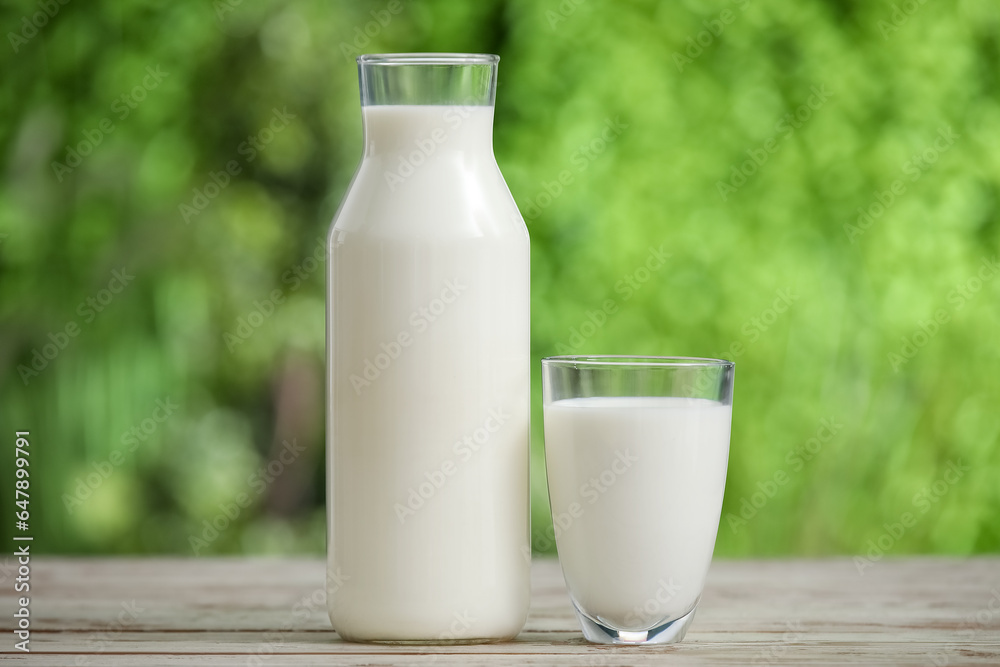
[542,355,734,369]
[357,53,499,66]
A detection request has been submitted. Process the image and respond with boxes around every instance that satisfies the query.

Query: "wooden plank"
[1,645,999,667]
[4,557,999,634]
[0,557,997,665]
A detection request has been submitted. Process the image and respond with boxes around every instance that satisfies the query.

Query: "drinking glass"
[541,355,734,645]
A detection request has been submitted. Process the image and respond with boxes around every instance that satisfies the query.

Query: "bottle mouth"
[358,53,499,66]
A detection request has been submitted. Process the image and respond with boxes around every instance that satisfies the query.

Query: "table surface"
[1,557,998,666]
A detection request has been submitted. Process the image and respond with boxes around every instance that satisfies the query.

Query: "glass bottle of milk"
[326,54,530,643]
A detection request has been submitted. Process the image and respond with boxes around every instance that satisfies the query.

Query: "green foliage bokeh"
[1,0,998,557]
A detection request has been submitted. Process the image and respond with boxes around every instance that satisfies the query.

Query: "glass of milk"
[542,355,734,645]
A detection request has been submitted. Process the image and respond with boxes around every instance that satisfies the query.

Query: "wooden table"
[1,557,998,665]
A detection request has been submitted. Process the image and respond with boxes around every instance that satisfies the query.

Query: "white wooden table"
[1,557,998,665]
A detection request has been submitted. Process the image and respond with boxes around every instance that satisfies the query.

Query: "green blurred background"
[1,0,998,557]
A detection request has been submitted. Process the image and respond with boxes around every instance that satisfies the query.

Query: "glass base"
[360,637,509,645]
[574,604,697,645]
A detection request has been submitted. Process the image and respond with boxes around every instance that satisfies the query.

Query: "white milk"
[326,105,530,642]
[543,397,731,630]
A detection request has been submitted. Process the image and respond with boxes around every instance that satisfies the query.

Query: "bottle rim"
[357,53,499,66]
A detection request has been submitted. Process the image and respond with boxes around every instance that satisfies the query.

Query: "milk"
[326,105,530,642]
[543,397,731,630]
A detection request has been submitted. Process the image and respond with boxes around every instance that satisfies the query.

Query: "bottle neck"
[358,54,498,107]
[356,54,498,157]
[362,104,494,157]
